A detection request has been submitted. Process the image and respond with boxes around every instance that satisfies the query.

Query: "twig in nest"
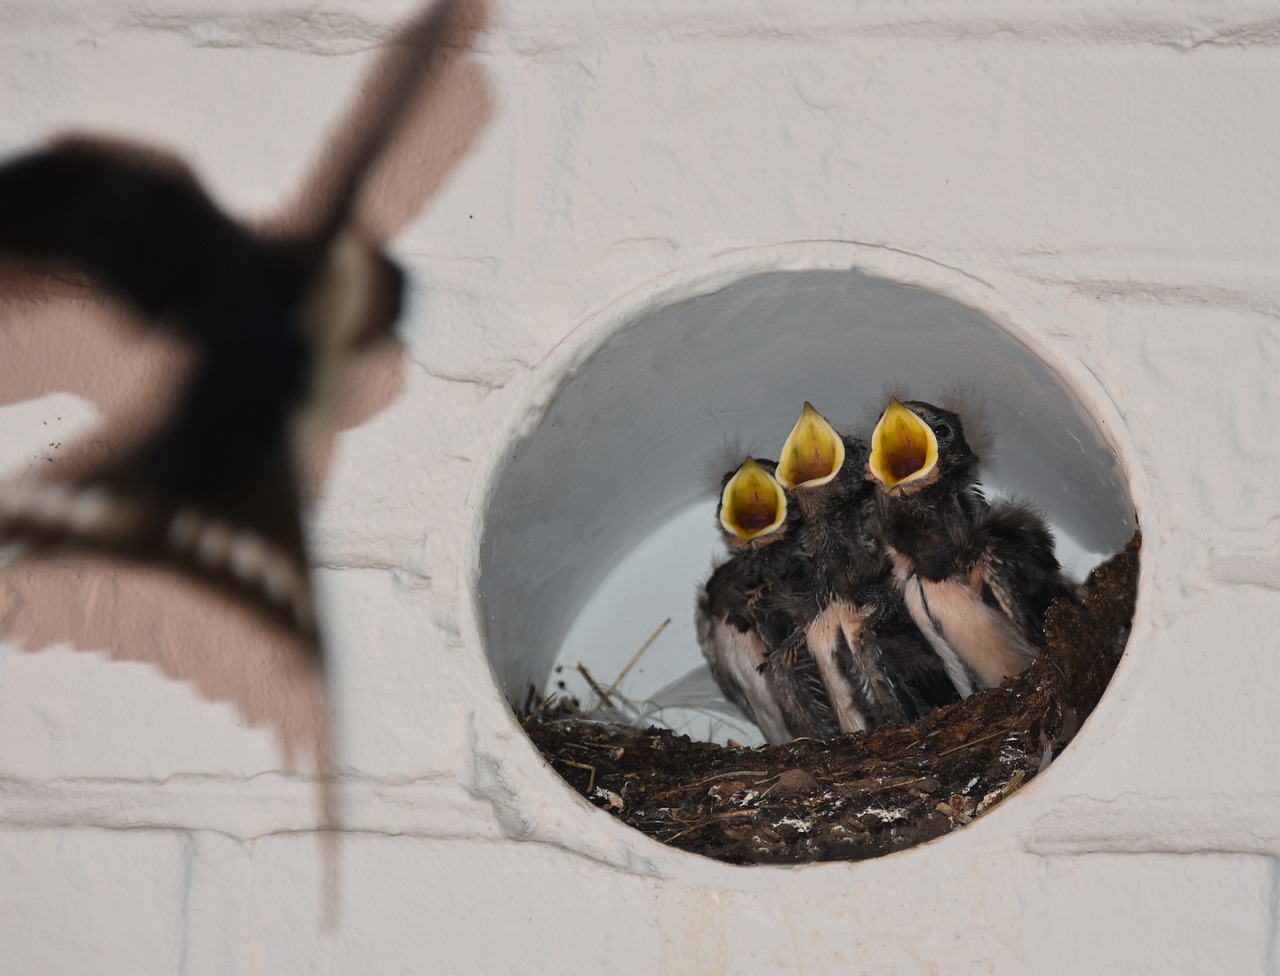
[525,689,557,721]
[681,769,772,791]
[935,728,1012,759]
[558,758,597,794]
[576,663,616,710]
[609,617,671,694]
[667,818,731,842]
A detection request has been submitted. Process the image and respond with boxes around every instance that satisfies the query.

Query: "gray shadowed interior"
[478,268,1134,701]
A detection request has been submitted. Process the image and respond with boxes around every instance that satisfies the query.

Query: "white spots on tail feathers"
[888,546,1035,693]
[28,482,71,521]
[166,506,315,631]
[260,557,298,609]
[167,508,200,549]
[804,602,869,735]
[194,519,232,568]
[1,487,315,631]
[1,481,138,540]
[65,488,113,533]
[227,533,269,583]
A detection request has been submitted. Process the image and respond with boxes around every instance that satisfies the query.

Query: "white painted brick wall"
[1,1,1277,972]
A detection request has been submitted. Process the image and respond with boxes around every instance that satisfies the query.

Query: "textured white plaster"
[0,644,282,779]
[246,834,664,975]
[320,565,480,777]
[0,774,505,841]
[1021,587,1280,848]
[0,829,189,974]
[0,0,1277,972]
[1025,854,1279,976]
[181,832,255,976]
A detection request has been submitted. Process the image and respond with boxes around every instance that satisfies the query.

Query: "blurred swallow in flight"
[0,0,476,659]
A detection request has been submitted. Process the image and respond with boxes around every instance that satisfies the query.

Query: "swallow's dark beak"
[720,457,787,542]
[867,398,938,493]
[776,401,844,490]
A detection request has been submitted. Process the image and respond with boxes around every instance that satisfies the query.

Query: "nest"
[522,534,1139,864]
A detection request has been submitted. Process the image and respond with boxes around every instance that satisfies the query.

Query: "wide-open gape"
[776,401,845,490]
[867,397,939,493]
[719,458,786,542]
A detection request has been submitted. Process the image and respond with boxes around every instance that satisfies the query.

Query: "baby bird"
[865,398,1076,695]
[767,402,960,735]
[696,457,830,744]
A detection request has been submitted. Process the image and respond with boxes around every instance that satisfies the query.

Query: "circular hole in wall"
[478,262,1137,862]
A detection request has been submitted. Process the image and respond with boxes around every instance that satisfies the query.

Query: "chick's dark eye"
[934,422,952,439]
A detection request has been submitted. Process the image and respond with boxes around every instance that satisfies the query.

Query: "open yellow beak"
[776,402,845,490]
[720,457,787,541]
[867,398,939,491]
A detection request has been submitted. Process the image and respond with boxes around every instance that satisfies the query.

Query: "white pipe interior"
[479,267,1135,740]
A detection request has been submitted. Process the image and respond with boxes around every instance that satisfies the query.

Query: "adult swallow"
[0,0,473,656]
[766,402,960,735]
[0,142,398,642]
[696,456,837,744]
[866,397,1076,694]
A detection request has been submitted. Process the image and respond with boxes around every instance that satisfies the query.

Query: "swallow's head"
[866,398,975,496]
[718,456,788,551]
[298,230,405,355]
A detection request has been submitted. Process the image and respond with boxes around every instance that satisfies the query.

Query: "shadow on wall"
[0,0,494,781]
